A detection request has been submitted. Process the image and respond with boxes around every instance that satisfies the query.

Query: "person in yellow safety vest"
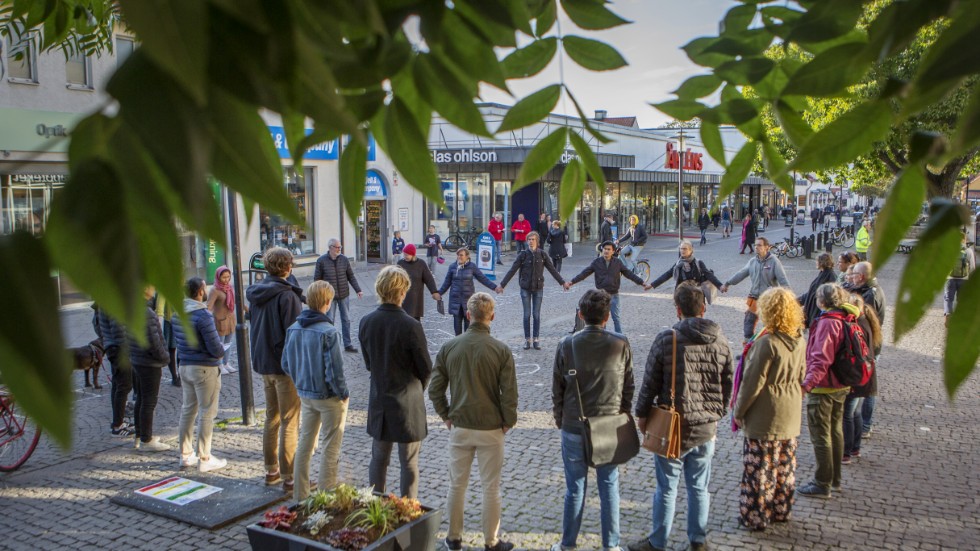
[855,220,872,260]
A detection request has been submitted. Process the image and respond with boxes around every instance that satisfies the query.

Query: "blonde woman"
[733,287,806,531]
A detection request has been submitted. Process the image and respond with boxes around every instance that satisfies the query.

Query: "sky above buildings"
[480,0,742,130]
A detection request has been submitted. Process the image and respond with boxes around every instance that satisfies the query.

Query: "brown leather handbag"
[641,330,682,459]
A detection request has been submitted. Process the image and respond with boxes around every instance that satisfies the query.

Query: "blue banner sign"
[268,127,376,161]
[476,231,497,281]
[365,169,387,198]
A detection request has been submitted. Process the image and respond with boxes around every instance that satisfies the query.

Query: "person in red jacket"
[488,213,505,265]
[512,213,531,254]
[798,282,851,499]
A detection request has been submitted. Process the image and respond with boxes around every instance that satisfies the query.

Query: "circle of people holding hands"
[103,215,893,551]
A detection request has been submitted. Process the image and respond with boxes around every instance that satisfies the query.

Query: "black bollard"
[825,237,833,253]
[790,226,795,244]
[805,236,813,259]
[817,231,823,249]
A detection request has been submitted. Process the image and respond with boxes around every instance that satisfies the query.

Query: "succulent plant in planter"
[247,484,441,551]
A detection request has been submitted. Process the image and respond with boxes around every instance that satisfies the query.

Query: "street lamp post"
[675,129,685,243]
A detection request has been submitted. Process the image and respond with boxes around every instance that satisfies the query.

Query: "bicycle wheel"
[841,234,854,247]
[444,234,465,251]
[635,261,651,284]
[0,395,42,472]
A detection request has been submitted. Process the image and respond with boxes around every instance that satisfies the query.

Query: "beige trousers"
[178,364,221,459]
[446,427,505,546]
[262,374,300,481]
[293,396,349,501]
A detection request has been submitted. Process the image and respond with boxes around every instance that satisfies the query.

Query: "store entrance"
[364,200,387,263]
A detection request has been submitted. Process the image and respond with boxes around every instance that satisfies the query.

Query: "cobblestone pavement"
[2,222,978,550]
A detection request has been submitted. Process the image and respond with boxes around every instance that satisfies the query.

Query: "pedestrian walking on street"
[129,286,171,453]
[207,266,237,374]
[617,214,648,272]
[282,281,349,501]
[246,247,304,491]
[397,243,441,321]
[314,238,363,353]
[565,241,652,335]
[943,231,975,325]
[811,207,820,232]
[797,253,837,329]
[500,231,565,350]
[721,206,732,238]
[840,293,881,466]
[732,288,805,531]
[855,220,872,261]
[630,283,734,551]
[438,248,503,336]
[430,292,518,551]
[552,290,634,551]
[489,213,505,265]
[512,213,532,254]
[798,283,852,499]
[721,237,790,343]
[649,240,724,297]
[174,277,227,472]
[359,266,433,498]
[547,220,569,273]
[698,208,711,245]
[424,225,445,271]
[739,213,756,254]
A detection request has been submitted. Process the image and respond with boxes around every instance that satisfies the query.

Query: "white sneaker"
[138,437,171,453]
[219,365,231,375]
[551,544,576,551]
[225,365,238,373]
[199,455,228,473]
[180,453,199,469]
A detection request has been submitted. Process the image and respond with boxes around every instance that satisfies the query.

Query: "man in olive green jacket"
[429,292,518,551]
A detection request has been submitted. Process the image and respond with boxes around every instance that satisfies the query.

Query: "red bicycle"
[0,386,42,472]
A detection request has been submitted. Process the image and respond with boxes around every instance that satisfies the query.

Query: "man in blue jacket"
[247,247,304,492]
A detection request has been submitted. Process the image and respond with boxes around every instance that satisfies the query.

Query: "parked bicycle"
[0,386,42,472]
[828,225,854,247]
[773,237,802,258]
[444,226,482,251]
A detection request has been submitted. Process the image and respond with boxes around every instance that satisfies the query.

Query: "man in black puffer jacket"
[96,305,132,436]
[314,238,363,352]
[630,283,733,551]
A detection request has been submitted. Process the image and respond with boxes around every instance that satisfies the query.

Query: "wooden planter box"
[246,505,441,551]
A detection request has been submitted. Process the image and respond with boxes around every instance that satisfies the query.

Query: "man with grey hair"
[430,292,518,551]
[314,238,363,352]
[844,260,886,439]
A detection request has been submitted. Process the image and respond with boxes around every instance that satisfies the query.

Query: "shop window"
[115,36,135,67]
[426,172,489,241]
[579,184,599,242]
[6,33,37,83]
[259,166,315,256]
[66,51,92,88]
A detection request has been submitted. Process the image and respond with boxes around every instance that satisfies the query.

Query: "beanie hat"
[403,243,417,256]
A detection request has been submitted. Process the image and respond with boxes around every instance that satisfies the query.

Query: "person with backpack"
[943,231,976,326]
[841,293,882,465]
[798,283,871,498]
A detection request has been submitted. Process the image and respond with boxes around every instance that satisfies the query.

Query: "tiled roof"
[600,116,638,128]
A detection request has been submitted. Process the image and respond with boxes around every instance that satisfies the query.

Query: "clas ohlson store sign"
[268,126,376,161]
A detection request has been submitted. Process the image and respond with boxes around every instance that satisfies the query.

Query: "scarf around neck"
[214,266,235,312]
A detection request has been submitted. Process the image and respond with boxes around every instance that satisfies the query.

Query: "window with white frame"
[115,36,134,67]
[65,51,92,88]
[6,33,37,82]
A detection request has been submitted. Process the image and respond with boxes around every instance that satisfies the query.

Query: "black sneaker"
[533,342,541,350]
[344,346,359,353]
[445,539,462,551]
[523,342,531,350]
[797,482,831,499]
[485,541,514,551]
[689,542,710,551]
[627,540,664,551]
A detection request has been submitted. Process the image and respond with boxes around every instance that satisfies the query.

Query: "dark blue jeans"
[452,304,470,336]
[862,396,876,433]
[560,430,620,549]
[843,395,864,455]
[328,296,353,347]
[520,289,543,339]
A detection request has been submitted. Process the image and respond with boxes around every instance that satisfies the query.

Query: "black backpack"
[822,310,874,387]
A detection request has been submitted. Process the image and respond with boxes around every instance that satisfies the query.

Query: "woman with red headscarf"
[208,266,238,374]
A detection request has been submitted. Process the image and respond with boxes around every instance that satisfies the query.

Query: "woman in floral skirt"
[732,287,806,531]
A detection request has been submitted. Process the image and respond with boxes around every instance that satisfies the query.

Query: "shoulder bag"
[567,342,639,468]
[641,330,682,459]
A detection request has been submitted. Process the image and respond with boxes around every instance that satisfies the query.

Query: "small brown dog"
[72,339,105,389]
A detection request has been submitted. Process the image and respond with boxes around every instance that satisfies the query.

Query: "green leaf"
[502,37,558,80]
[413,54,490,137]
[951,85,980,154]
[722,4,757,33]
[870,168,926,271]
[498,85,561,133]
[566,88,614,145]
[774,100,815,149]
[0,233,72,448]
[789,101,892,172]
[558,159,586,222]
[786,0,864,44]
[515,128,568,191]
[383,99,442,206]
[673,75,723,100]
[866,0,953,60]
[560,0,630,30]
[908,0,980,111]
[340,137,368,223]
[116,0,208,105]
[568,131,606,190]
[703,29,773,57]
[682,36,734,69]
[894,199,970,340]
[715,57,774,85]
[782,42,870,97]
[208,88,299,223]
[760,141,793,193]
[652,99,706,122]
[454,0,517,47]
[718,141,758,199]
[439,11,508,91]
[562,35,627,72]
[699,122,726,167]
[945,273,980,397]
[534,0,557,36]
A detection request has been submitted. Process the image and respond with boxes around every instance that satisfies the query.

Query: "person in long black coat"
[358,266,433,498]
[797,252,837,328]
[396,244,440,320]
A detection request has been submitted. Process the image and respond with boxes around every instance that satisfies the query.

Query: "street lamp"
[671,129,686,243]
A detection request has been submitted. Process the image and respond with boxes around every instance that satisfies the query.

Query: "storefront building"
[427,105,778,247]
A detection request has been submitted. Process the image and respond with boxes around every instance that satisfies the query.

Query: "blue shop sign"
[365,170,386,198]
[268,126,376,161]
[476,231,497,280]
